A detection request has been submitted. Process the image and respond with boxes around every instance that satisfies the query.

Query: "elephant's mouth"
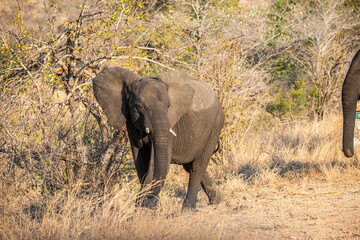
[134,129,151,148]
[134,128,175,149]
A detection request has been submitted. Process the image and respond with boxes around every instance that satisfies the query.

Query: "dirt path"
[224,192,359,238]
[193,183,360,239]
[153,179,360,240]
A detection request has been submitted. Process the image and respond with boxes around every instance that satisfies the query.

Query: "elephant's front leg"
[133,144,158,208]
[182,162,206,210]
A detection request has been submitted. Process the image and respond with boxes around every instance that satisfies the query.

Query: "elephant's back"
[189,79,221,112]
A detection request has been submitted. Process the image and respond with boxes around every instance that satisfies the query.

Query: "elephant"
[342,49,360,157]
[92,67,224,209]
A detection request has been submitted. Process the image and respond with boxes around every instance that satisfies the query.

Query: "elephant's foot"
[208,188,223,205]
[182,198,197,211]
[136,195,159,209]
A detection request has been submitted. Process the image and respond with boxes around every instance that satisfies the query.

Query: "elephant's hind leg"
[182,137,222,209]
[201,172,223,205]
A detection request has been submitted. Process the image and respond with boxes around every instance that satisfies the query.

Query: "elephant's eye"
[134,103,143,111]
[130,102,140,109]
[131,107,142,122]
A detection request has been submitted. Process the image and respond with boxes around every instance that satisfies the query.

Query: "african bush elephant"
[342,49,360,157]
[93,67,224,209]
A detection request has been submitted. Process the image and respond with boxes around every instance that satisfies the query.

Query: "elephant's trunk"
[150,115,171,196]
[342,50,360,158]
[342,94,357,158]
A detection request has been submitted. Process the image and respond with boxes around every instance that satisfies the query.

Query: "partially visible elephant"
[342,49,360,157]
[93,67,224,209]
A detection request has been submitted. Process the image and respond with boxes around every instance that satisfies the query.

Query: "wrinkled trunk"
[342,94,357,158]
[150,115,171,196]
[342,51,360,157]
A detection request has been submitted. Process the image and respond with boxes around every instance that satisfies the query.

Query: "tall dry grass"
[220,113,359,182]
[1,113,359,239]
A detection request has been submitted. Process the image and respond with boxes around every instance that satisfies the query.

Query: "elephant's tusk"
[170,128,176,137]
[145,127,150,134]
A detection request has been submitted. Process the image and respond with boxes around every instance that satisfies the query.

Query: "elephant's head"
[342,50,360,158]
[92,67,195,191]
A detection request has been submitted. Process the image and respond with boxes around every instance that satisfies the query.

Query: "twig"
[16,57,43,105]
[286,192,337,197]
[111,55,175,71]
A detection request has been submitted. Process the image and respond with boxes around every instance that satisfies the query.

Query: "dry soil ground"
[195,180,360,239]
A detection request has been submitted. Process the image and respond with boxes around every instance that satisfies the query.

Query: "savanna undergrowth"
[1,0,360,239]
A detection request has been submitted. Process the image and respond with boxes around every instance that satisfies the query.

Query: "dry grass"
[1,113,360,239]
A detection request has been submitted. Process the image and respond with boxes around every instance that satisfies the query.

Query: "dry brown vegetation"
[1,0,360,239]
[1,114,360,239]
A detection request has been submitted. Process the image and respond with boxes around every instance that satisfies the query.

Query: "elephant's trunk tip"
[343,148,354,158]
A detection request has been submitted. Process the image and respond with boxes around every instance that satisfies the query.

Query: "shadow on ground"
[237,157,360,182]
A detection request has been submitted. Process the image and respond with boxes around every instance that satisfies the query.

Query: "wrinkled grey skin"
[93,67,224,209]
[342,50,360,158]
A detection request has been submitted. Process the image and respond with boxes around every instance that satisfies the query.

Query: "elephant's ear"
[93,67,140,129]
[157,71,195,127]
